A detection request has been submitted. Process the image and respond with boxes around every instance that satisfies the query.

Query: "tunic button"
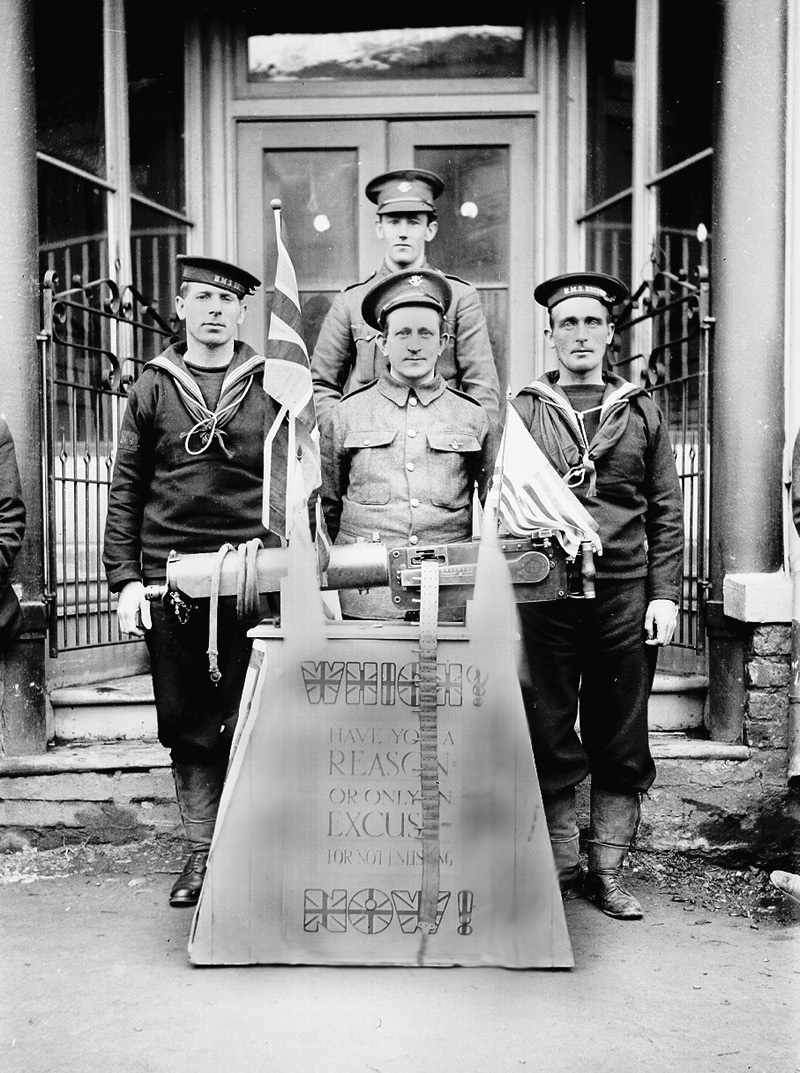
[410,498,420,507]
[406,462,415,472]
[409,535,419,545]
[409,397,418,406]
[407,429,417,438]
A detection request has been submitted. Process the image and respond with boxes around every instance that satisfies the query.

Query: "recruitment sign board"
[189,532,573,968]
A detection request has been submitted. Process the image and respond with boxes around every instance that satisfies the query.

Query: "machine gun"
[142,529,596,612]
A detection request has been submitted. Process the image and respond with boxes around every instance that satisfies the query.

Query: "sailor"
[510,271,684,919]
[103,254,279,908]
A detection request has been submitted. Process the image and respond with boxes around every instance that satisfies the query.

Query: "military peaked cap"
[365,169,445,215]
[361,269,453,331]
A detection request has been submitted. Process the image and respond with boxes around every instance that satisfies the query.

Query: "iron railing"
[611,239,712,661]
[39,272,179,656]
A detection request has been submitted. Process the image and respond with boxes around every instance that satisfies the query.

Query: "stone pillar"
[708,0,787,740]
[0,0,47,754]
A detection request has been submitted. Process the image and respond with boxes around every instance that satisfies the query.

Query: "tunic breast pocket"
[352,322,382,383]
[344,429,398,505]
[426,432,481,508]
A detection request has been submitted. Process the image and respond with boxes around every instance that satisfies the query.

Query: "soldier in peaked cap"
[104,253,283,910]
[321,268,496,621]
[311,167,501,429]
[508,270,683,922]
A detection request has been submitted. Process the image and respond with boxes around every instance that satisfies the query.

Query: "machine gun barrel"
[141,533,596,607]
[143,541,389,602]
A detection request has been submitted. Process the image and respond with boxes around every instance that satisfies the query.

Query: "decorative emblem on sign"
[347,888,394,934]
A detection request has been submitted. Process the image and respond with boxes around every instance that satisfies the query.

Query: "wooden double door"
[236,117,537,395]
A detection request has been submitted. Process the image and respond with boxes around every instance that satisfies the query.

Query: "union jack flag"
[262,199,321,539]
[492,404,602,559]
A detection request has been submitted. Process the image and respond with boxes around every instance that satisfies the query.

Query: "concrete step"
[48,671,708,741]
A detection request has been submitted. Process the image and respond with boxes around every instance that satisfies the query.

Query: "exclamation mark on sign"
[457,890,474,935]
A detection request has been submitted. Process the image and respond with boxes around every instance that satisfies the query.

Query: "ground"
[1,835,798,926]
[2,836,797,1073]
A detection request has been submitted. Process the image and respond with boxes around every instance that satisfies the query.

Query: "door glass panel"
[585,0,636,207]
[416,146,510,389]
[247,19,526,82]
[262,150,359,350]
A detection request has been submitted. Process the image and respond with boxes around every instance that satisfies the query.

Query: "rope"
[206,539,265,683]
[207,543,236,684]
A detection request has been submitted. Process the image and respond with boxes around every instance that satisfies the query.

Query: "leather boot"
[585,786,643,920]
[170,764,224,908]
[543,788,584,899]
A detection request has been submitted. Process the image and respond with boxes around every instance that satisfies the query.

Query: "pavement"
[1,842,798,1073]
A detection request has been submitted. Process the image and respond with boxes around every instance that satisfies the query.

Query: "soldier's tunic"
[321,370,496,619]
[311,262,501,429]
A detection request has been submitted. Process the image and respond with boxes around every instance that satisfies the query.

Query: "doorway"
[235,117,536,394]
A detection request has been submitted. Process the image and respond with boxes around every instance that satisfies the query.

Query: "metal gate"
[611,242,712,668]
[39,272,178,656]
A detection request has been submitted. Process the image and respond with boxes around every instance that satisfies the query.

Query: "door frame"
[234,116,538,392]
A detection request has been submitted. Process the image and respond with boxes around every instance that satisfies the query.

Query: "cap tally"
[177,255,261,298]
[534,272,628,313]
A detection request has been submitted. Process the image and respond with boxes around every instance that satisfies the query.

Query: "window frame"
[36,0,194,295]
[230,14,539,100]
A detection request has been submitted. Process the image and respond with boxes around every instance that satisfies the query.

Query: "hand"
[644,599,678,646]
[116,580,152,638]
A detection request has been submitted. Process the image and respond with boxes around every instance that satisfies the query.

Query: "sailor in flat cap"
[321,268,496,620]
[104,253,281,910]
[311,168,501,429]
[508,270,683,921]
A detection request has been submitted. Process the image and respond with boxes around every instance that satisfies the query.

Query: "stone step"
[0,732,749,854]
[50,674,157,741]
[48,671,708,741]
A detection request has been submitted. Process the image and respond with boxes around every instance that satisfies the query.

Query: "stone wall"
[576,623,800,868]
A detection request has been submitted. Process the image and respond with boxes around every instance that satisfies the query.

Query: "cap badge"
[408,274,424,287]
[397,182,413,193]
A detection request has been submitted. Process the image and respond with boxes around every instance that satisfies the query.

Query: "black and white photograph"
[0,3,797,1071]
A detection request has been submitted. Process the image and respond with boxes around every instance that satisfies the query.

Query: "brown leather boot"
[585,786,643,920]
[543,788,584,899]
[169,764,224,908]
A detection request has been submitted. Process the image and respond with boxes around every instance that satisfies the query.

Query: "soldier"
[103,255,280,908]
[510,272,684,920]
[321,268,496,620]
[311,168,501,430]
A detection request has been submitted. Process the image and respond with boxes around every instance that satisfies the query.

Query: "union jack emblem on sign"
[301,661,344,704]
[303,889,348,932]
[437,664,462,705]
[347,888,394,934]
[390,890,451,933]
[346,662,378,705]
